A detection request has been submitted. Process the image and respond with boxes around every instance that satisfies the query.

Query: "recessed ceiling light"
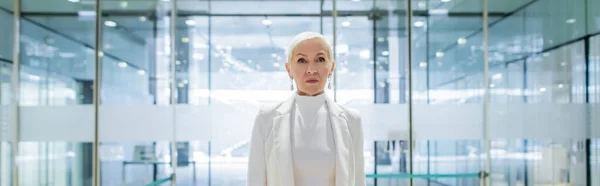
[120,1,128,8]
[104,20,117,27]
[566,19,576,24]
[185,19,196,26]
[436,51,444,58]
[137,70,146,75]
[457,37,467,45]
[181,37,190,43]
[539,87,547,92]
[118,62,128,68]
[262,19,272,26]
[441,0,451,2]
[558,84,564,88]
[68,0,80,3]
[341,21,351,27]
[413,21,425,27]
[139,16,147,22]
[381,51,389,56]
[419,62,427,68]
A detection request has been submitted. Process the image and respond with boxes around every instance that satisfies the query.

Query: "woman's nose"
[306,64,317,74]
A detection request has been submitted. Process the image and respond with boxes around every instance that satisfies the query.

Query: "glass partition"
[2,0,599,185]
[0,2,13,185]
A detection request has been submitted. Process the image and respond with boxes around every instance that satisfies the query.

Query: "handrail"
[365,172,483,179]
[143,176,172,186]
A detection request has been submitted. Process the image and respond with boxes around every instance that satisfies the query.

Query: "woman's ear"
[285,62,293,79]
[329,61,336,77]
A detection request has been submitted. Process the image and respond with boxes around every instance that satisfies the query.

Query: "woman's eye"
[318,57,326,62]
[297,58,307,63]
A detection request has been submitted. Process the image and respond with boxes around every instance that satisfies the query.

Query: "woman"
[247,32,365,186]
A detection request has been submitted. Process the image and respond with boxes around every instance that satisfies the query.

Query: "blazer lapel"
[326,96,355,186]
[273,95,295,186]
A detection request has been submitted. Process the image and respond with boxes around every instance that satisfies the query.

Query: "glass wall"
[0,0,599,186]
[0,0,14,184]
[486,0,595,186]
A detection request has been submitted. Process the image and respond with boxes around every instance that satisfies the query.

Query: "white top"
[291,93,336,186]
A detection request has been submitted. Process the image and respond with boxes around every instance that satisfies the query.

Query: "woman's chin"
[298,88,325,96]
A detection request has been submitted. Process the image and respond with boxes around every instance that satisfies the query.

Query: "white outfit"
[291,93,335,186]
[247,93,366,186]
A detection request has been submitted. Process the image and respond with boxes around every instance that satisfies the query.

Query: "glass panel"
[588,0,600,34]
[19,0,96,185]
[524,0,586,49]
[98,0,173,185]
[0,4,13,186]
[324,16,374,104]
[591,35,600,186]
[488,0,589,185]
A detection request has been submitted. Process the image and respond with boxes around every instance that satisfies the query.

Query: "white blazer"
[247,94,366,186]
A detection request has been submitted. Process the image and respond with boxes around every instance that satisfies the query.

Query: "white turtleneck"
[291,93,336,186]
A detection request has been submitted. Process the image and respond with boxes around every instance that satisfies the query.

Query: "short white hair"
[286,31,333,63]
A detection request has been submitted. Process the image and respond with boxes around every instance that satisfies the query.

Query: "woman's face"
[286,38,335,96]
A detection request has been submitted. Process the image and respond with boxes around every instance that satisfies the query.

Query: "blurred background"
[0,0,599,185]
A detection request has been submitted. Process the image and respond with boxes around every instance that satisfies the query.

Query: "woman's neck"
[297,90,325,96]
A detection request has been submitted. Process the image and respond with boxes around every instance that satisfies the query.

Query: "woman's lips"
[305,79,319,84]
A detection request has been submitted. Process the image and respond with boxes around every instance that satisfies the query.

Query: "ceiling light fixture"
[419,62,427,68]
[118,62,128,68]
[104,20,117,27]
[341,21,351,27]
[137,70,146,75]
[441,0,451,2]
[413,21,425,27]
[436,51,444,58]
[120,1,128,8]
[185,19,196,26]
[181,37,190,43]
[262,19,272,26]
[566,19,576,24]
[457,37,467,45]
[68,0,80,3]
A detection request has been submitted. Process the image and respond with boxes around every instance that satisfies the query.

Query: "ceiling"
[1,0,596,93]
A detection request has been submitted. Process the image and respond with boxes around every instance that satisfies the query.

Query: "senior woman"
[247,31,365,186]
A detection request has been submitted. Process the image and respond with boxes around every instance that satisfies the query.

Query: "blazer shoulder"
[256,101,284,118]
[339,105,361,121]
